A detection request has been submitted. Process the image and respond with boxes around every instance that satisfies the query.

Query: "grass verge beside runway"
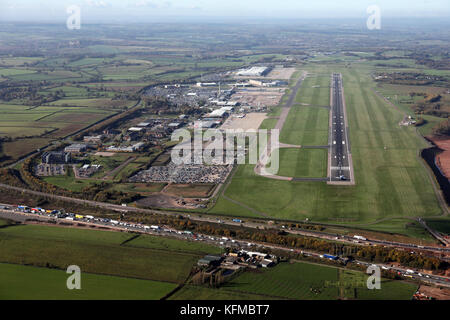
[280,106,329,146]
[274,148,328,178]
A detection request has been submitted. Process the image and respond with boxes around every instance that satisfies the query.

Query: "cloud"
[132,0,159,8]
[85,0,110,8]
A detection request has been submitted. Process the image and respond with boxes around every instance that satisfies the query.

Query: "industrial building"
[236,66,270,77]
[64,144,87,153]
[128,127,144,132]
[106,142,145,153]
[83,135,104,143]
[41,152,71,164]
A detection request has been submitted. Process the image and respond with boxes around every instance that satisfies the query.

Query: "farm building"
[197,255,223,267]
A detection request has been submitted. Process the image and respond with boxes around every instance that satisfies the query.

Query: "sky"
[0,0,449,23]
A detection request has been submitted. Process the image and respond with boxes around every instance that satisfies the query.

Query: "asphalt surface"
[329,73,352,182]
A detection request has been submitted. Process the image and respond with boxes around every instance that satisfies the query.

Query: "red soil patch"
[429,136,450,179]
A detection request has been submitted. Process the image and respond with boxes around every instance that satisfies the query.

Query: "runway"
[328,73,355,185]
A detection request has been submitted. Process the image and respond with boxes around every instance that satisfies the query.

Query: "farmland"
[0,224,217,285]
[0,263,176,300]
[171,261,417,300]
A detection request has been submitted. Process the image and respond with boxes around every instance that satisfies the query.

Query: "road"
[1,207,449,288]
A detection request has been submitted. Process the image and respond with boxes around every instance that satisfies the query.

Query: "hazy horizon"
[1,0,449,23]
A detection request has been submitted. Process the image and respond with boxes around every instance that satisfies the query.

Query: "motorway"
[0,182,449,258]
[329,73,353,183]
[1,206,449,288]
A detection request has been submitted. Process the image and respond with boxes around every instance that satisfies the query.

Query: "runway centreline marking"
[327,73,355,185]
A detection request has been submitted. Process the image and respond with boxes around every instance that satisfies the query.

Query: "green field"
[0,224,215,284]
[211,63,443,228]
[280,106,329,146]
[172,261,417,300]
[0,219,12,227]
[424,218,450,235]
[169,285,274,300]
[0,101,123,162]
[0,263,176,300]
[123,233,223,255]
[295,73,331,106]
[273,148,327,178]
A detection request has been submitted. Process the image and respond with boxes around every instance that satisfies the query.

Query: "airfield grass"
[211,63,443,226]
[280,106,329,146]
[0,263,176,300]
[172,261,416,300]
[0,224,215,284]
[349,218,438,244]
[271,148,327,178]
[295,73,331,106]
[209,196,264,219]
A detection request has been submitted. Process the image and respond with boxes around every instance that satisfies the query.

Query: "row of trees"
[126,213,447,271]
[433,118,450,136]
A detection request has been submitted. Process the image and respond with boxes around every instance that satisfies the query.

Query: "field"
[0,263,176,300]
[0,219,12,226]
[211,62,443,230]
[275,148,327,178]
[280,105,330,146]
[0,224,219,285]
[424,218,450,235]
[295,73,331,106]
[164,184,216,198]
[171,261,417,300]
[0,101,126,163]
